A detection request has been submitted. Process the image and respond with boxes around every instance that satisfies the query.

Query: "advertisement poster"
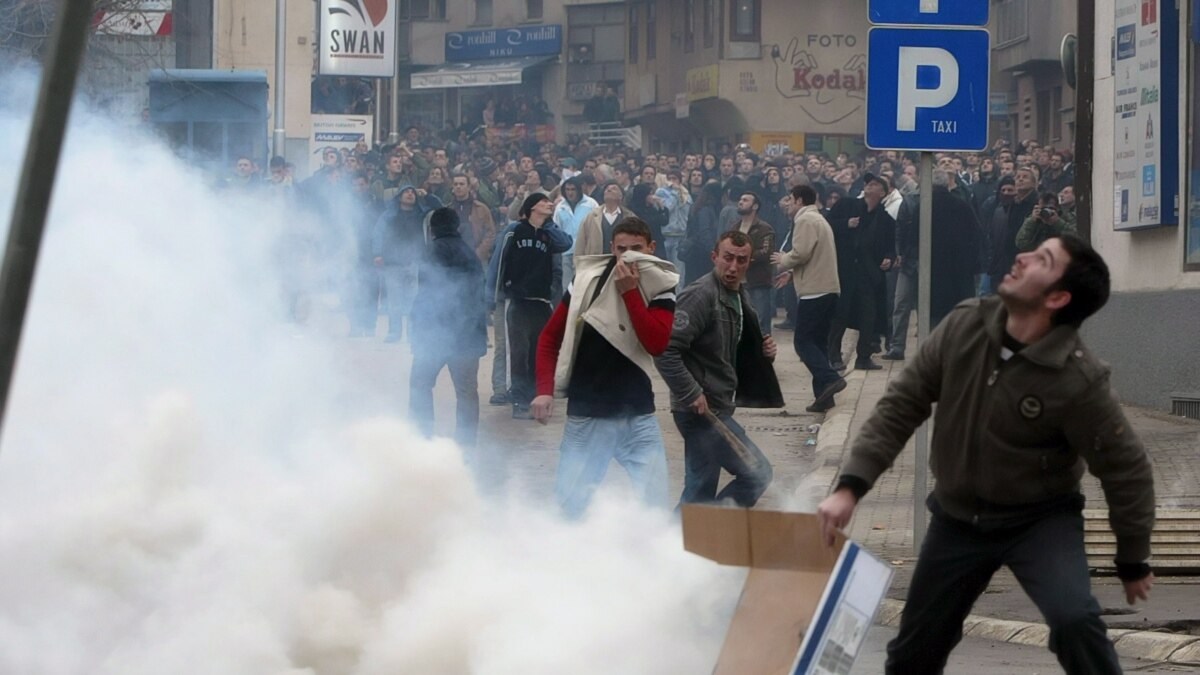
[318,0,396,78]
[1113,0,1177,229]
[309,115,374,173]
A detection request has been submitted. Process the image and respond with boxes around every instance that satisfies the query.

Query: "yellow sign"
[686,65,719,102]
[748,132,806,157]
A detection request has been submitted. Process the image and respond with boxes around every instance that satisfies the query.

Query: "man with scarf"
[373,184,442,342]
[531,218,678,517]
[978,176,1019,295]
[827,173,896,371]
[487,193,573,419]
[409,207,487,447]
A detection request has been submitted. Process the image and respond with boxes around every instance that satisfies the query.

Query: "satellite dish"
[1061,34,1078,89]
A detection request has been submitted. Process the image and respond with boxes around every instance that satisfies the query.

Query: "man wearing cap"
[826,172,895,370]
[487,193,573,418]
[409,207,487,447]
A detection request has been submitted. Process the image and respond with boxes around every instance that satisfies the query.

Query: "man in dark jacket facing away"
[656,230,783,507]
[819,235,1155,674]
[488,193,573,419]
[409,207,488,447]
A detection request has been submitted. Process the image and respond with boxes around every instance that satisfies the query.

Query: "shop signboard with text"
[318,0,396,78]
[445,25,562,61]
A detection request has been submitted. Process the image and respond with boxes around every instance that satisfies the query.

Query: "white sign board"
[309,115,374,174]
[1113,0,1170,228]
[318,0,396,78]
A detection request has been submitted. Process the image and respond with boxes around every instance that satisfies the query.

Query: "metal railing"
[584,122,643,150]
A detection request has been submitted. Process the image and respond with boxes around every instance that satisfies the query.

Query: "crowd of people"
[219,126,1158,674]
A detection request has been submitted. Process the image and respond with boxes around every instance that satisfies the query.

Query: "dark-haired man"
[532,218,678,517]
[818,236,1155,674]
[657,231,783,507]
[1016,191,1077,252]
[732,191,777,336]
[488,193,573,418]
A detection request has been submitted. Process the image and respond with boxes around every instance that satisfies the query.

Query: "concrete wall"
[1083,289,1200,409]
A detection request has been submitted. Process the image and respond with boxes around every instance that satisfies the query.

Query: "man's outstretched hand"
[817,488,858,547]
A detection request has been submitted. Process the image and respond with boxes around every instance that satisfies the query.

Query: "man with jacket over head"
[409,207,487,447]
[532,217,678,517]
[487,193,573,419]
[656,230,782,507]
[819,235,1155,675]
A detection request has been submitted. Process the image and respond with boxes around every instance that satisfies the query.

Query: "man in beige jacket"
[772,184,845,412]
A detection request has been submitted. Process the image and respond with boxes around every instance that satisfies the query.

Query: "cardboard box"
[681,504,894,675]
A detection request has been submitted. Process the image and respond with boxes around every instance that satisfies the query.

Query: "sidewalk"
[806,354,1200,666]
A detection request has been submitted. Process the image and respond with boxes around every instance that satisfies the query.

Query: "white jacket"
[553,251,679,398]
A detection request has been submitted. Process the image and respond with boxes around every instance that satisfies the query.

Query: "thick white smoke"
[0,70,739,674]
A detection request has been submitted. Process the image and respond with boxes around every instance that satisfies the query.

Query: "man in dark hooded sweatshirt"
[488,193,573,419]
[409,207,488,447]
[373,184,442,341]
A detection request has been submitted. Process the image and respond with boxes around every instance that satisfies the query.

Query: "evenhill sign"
[445,25,562,61]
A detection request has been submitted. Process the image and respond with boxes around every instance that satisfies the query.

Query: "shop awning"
[410,55,557,90]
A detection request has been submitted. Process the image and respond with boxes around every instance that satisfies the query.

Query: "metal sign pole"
[0,0,94,444]
[272,0,287,159]
[916,151,936,547]
[913,151,934,551]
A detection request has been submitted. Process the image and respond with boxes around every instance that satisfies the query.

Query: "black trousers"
[886,505,1120,675]
[409,353,480,447]
[505,298,552,406]
[828,288,879,365]
[793,294,839,398]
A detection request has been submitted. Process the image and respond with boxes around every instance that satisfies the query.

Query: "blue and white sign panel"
[445,24,562,61]
[865,27,990,152]
[869,0,989,27]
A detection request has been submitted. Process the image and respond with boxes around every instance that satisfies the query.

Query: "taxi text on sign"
[865,27,990,152]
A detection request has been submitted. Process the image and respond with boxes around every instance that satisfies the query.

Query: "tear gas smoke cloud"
[0,69,739,674]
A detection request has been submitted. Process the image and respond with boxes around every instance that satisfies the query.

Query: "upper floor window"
[399,0,446,20]
[629,4,639,64]
[646,3,657,60]
[703,0,715,48]
[474,0,492,25]
[527,0,544,21]
[730,0,759,42]
[684,0,695,53]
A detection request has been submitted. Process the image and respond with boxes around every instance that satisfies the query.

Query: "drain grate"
[1171,394,1200,421]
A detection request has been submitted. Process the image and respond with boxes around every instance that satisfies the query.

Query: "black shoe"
[882,349,905,361]
[813,378,847,408]
[489,393,510,406]
[855,359,883,371]
[512,404,534,420]
[806,400,834,413]
[774,321,795,330]
[830,361,846,372]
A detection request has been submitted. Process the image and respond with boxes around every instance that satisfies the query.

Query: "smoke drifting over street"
[0,71,736,674]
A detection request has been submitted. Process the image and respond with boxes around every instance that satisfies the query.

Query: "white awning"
[410,55,557,90]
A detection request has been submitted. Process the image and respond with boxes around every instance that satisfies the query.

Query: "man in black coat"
[827,173,896,371]
[984,167,1038,292]
[409,207,489,447]
[884,170,982,360]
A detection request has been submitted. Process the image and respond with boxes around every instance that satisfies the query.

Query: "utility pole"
[272,0,287,159]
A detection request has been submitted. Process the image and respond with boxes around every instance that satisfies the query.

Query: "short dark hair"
[714,229,753,253]
[612,217,653,245]
[740,191,760,210]
[791,184,818,206]
[1047,235,1111,327]
[1038,191,1059,205]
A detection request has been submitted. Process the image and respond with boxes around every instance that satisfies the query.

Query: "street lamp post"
[272,0,287,159]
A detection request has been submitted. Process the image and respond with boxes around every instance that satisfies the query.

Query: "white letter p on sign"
[896,47,959,131]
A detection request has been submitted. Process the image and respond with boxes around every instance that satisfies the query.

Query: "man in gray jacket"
[656,230,783,507]
[818,235,1155,674]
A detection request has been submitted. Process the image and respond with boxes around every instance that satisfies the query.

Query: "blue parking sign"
[866,27,990,151]
[869,0,989,27]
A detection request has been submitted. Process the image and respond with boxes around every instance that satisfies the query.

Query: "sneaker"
[882,349,905,361]
[489,392,510,406]
[855,359,883,371]
[512,404,534,420]
[813,378,847,408]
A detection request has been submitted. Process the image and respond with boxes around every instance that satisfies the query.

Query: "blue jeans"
[555,414,669,518]
[663,235,686,286]
[672,411,772,507]
[794,293,840,399]
[748,285,774,336]
[887,502,1120,674]
[381,264,417,337]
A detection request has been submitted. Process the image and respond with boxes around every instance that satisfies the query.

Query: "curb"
[792,372,862,509]
[876,598,1200,666]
